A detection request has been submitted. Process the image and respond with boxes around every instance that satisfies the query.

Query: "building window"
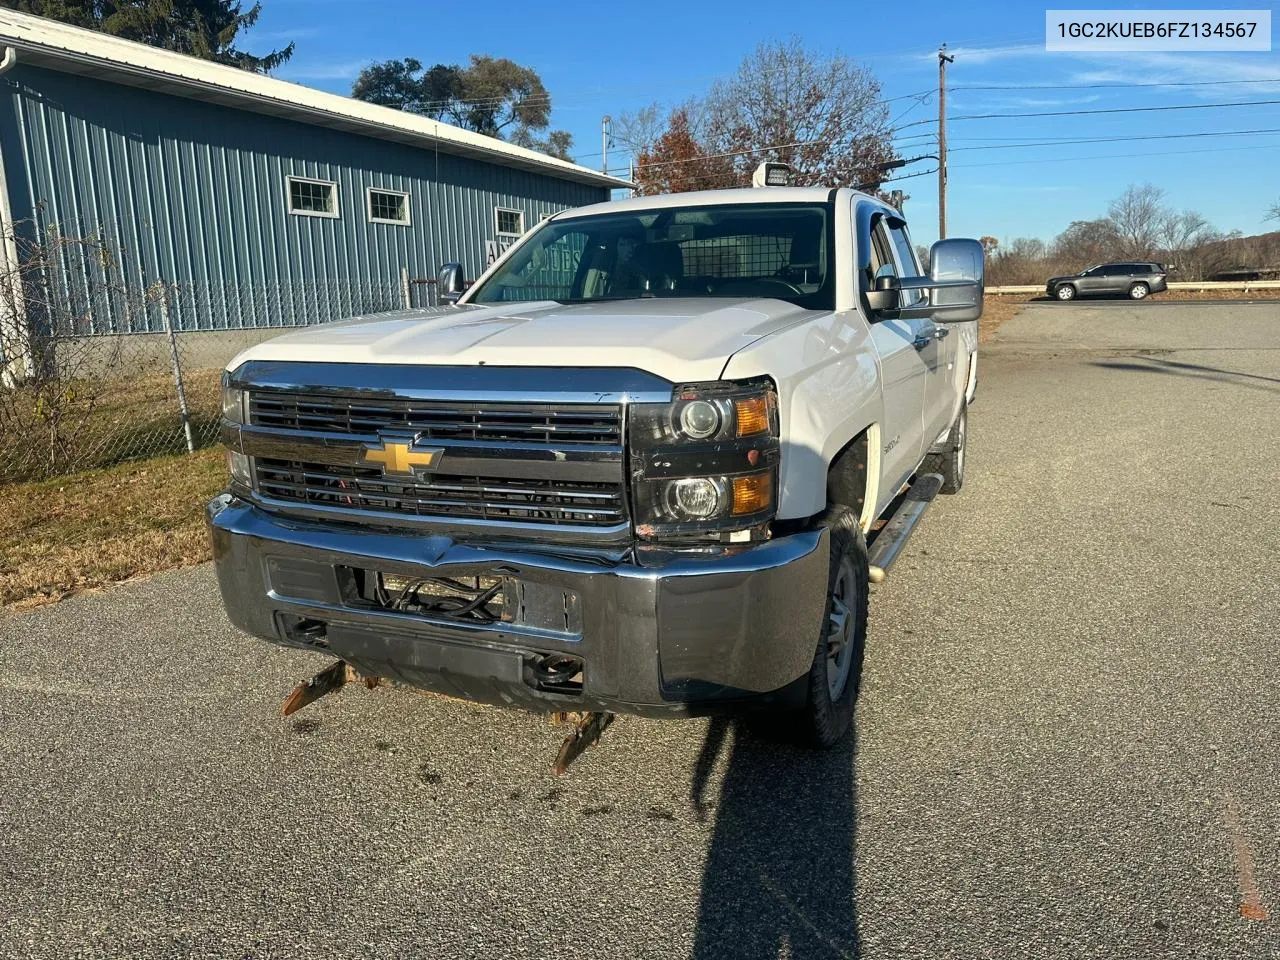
[286,176,338,218]
[495,207,524,237]
[367,187,410,225]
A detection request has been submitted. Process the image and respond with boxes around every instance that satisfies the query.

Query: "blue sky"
[250,0,1280,245]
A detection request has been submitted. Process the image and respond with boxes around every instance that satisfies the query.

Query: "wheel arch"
[825,424,881,535]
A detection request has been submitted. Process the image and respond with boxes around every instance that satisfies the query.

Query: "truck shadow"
[1090,356,1280,393]
[690,718,860,960]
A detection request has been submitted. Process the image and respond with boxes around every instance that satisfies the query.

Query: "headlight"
[630,379,779,541]
[220,372,246,424]
[665,477,726,520]
[678,400,721,440]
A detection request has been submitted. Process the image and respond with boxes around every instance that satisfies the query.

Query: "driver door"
[862,212,928,491]
[887,217,956,444]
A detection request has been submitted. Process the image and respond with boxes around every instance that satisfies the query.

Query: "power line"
[896,97,1280,130]
[951,139,1280,170]
[948,126,1280,153]
[951,77,1280,92]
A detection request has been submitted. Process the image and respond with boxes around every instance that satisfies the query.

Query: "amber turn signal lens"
[731,472,773,516]
[734,396,771,437]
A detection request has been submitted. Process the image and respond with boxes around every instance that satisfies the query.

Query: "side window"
[861,213,908,320]
[887,220,922,277]
[887,219,925,307]
[868,218,897,286]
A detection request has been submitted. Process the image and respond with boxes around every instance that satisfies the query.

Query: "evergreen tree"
[1,0,293,73]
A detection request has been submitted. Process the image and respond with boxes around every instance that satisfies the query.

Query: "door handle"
[912,334,931,351]
[934,327,950,340]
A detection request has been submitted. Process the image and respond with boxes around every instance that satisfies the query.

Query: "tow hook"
[278,662,611,776]
[280,660,380,716]
[552,711,615,775]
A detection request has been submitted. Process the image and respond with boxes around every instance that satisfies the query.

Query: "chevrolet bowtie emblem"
[361,439,443,476]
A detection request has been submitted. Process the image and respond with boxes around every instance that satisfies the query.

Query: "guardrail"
[988,280,1280,295]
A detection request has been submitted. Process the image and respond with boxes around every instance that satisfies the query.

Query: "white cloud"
[277,59,368,82]
[1067,51,1280,95]
[972,94,1104,108]
[248,26,322,43]
[915,43,1046,65]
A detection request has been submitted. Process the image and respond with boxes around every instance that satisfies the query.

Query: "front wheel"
[1129,282,1150,300]
[1055,284,1077,301]
[790,508,868,748]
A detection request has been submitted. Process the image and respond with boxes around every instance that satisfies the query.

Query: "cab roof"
[556,186,878,219]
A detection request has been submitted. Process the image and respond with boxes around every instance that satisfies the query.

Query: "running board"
[867,473,943,584]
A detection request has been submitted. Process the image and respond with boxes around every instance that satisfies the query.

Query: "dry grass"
[0,365,222,483]
[0,448,226,609]
[1156,288,1280,301]
[980,294,1034,342]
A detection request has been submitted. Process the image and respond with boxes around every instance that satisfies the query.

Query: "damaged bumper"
[207,495,828,717]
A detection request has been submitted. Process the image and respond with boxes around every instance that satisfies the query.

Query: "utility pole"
[601,115,611,177]
[938,44,954,239]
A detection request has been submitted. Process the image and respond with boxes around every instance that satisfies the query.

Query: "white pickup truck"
[209,179,982,761]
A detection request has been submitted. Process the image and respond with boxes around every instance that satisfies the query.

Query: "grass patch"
[1157,288,1280,301]
[980,294,1034,343]
[0,366,222,483]
[0,449,226,609]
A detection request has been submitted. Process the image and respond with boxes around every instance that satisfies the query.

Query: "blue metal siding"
[0,64,608,332]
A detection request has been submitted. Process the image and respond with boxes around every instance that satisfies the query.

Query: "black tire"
[921,405,966,494]
[1129,282,1150,300]
[1054,283,1077,301]
[790,508,868,749]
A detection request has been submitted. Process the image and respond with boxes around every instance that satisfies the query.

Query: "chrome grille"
[255,458,626,527]
[249,392,622,446]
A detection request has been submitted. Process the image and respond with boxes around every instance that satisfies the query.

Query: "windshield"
[467,201,834,310]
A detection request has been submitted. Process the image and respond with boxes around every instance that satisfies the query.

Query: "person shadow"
[690,717,860,960]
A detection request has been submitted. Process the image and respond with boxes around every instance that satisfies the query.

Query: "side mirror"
[438,262,466,304]
[866,274,899,312]
[926,237,984,323]
[878,238,984,323]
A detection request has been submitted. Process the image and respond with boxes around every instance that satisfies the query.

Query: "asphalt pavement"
[2,301,1278,959]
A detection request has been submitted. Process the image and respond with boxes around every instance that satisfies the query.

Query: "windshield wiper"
[552,295,648,305]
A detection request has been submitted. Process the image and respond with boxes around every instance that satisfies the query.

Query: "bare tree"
[613,103,666,156]
[1052,218,1122,270]
[1108,183,1165,259]
[1267,200,1280,222]
[628,38,896,193]
[1156,210,1221,274]
[703,38,897,189]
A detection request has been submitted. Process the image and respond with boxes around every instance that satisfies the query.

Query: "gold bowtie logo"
[361,439,443,476]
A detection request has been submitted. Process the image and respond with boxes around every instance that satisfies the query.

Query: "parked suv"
[1046,262,1167,301]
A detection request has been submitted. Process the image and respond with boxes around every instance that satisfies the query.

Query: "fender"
[722,309,883,522]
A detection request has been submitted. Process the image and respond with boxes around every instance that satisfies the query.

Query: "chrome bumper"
[207,495,828,716]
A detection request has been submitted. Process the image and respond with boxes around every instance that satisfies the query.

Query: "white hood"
[230,298,822,383]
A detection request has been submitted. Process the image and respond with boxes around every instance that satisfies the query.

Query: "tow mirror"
[926,238,984,322]
[871,238,984,323]
[438,262,466,304]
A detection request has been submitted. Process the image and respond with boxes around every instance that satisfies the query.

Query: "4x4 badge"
[361,438,443,477]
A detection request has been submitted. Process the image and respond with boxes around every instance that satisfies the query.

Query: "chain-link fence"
[1,226,440,483]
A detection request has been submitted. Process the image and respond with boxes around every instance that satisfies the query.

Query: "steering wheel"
[714,277,806,297]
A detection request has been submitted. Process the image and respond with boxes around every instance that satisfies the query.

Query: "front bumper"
[208,495,828,717]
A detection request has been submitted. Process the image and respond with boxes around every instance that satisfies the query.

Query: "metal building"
[0,8,625,354]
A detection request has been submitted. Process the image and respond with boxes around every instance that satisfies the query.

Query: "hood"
[1046,275,1079,284]
[230,298,823,383]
